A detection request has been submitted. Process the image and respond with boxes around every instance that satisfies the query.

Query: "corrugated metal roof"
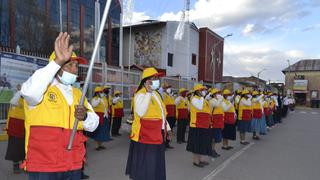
[282,59,320,73]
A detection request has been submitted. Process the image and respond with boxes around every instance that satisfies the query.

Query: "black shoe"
[240,141,250,145]
[221,146,229,150]
[253,136,260,140]
[211,150,220,158]
[227,146,234,150]
[117,133,122,136]
[200,161,209,166]
[177,141,182,144]
[166,145,174,149]
[193,162,204,168]
[81,173,90,179]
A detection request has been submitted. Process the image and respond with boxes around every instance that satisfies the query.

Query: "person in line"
[175,88,189,144]
[221,89,237,150]
[5,84,25,174]
[186,84,212,168]
[125,67,172,180]
[251,91,263,140]
[112,90,124,136]
[282,95,289,118]
[89,86,112,150]
[20,32,99,179]
[237,90,252,145]
[162,83,175,149]
[209,88,224,158]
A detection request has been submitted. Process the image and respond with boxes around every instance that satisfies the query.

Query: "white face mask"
[58,70,77,85]
[99,93,105,98]
[201,91,206,97]
[227,96,233,101]
[151,80,160,90]
[166,88,172,94]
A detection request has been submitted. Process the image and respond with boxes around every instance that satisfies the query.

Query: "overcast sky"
[123,0,320,83]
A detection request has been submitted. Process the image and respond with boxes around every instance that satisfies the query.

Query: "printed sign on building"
[293,80,308,91]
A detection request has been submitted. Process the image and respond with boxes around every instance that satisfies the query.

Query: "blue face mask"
[151,80,160,90]
[58,70,78,85]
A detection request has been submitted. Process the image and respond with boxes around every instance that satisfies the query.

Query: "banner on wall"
[0,52,48,102]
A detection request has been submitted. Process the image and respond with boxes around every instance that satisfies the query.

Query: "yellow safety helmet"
[210,88,221,95]
[102,85,111,90]
[242,89,250,95]
[252,91,259,96]
[236,89,242,94]
[49,51,87,65]
[268,92,273,96]
[192,83,206,92]
[114,90,121,95]
[94,86,103,93]
[141,67,164,81]
[179,88,188,94]
[223,89,232,95]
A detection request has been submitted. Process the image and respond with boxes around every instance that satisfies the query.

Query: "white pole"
[59,0,62,32]
[128,26,131,71]
[119,0,124,99]
[67,0,112,150]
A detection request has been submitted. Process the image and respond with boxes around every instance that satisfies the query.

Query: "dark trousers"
[177,119,187,143]
[282,105,288,117]
[28,170,81,180]
[112,117,122,135]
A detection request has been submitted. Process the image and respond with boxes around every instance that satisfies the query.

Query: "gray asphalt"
[0,108,319,180]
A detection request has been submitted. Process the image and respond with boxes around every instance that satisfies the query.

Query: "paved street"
[1,108,319,180]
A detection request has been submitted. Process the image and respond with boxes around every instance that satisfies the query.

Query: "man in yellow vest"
[125,67,171,180]
[162,83,176,149]
[237,89,252,145]
[20,32,99,179]
[5,84,25,174]
[112,90,124,136]
[102,85,113,135]
[209,88,224,158]
[175,88,189,144]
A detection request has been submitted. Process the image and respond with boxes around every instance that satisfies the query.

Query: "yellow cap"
[252,91,259,96]
[103,85,111,90]
[236,89,242,94]
[141,67,164,81]
[242,89,250,95]
[114,90,121,95]
[179,88,188,94]
[210,88,221,95]
[192,83,206,92]
[49,51,87,64]
[223,89,232,95]
[268,92,273,96]
[94,86,103,93]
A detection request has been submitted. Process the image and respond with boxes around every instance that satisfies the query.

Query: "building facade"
[123,20,199,81]
[0,0,121,64]
[198,28,224,85]
[282,59,320,106]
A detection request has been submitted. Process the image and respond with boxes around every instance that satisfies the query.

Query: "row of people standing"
[88,86,125,150]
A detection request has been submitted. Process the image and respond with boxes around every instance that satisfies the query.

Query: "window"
[168,53,173,67]
[192,54,197,65]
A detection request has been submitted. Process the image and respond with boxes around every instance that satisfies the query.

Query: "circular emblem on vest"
[48,92,58,102]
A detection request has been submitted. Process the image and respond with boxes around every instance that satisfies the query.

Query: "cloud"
[123,11,151,25]
[158,0,314,35]
[223,44,305,81]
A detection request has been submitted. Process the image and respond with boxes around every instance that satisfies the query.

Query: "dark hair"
[136,77,151,93]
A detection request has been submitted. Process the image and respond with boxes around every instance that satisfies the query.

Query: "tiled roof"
[282,59,320,73]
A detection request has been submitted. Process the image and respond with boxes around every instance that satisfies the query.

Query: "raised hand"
[54,32,74,66]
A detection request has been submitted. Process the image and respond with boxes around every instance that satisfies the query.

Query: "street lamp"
[211,33,233,86]
[257,68,267,79]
